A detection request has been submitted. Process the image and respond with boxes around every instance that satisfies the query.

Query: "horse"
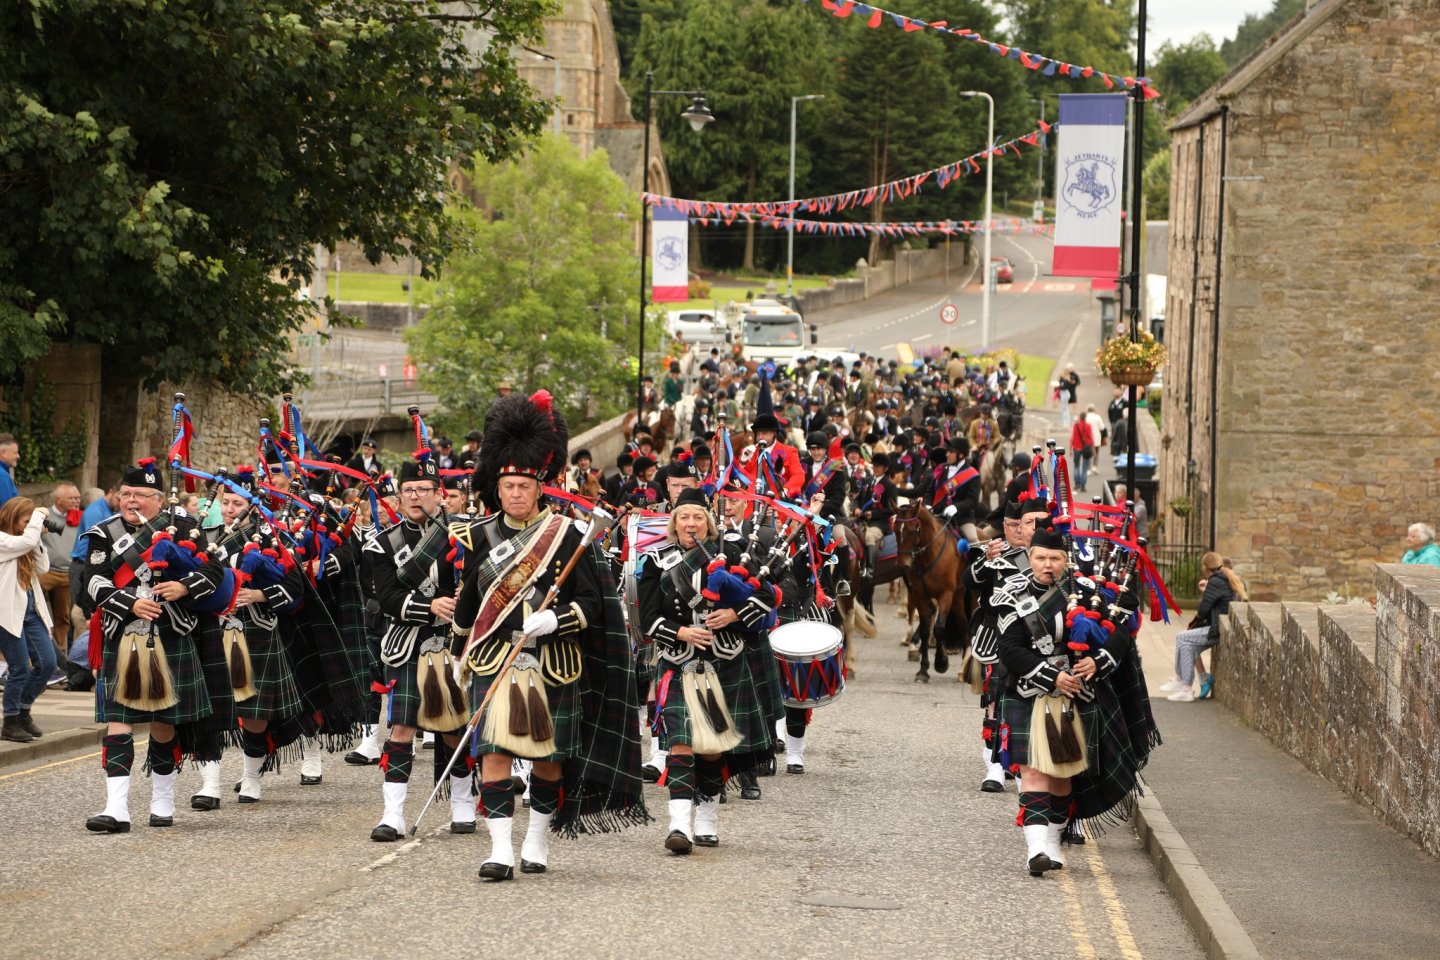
[827,523,877,678]
[645,407,676,453]
[578,470,604,503]
[892,500,973,683]
[980,436,1015,510]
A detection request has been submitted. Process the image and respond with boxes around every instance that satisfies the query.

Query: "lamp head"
[682,95,714,133]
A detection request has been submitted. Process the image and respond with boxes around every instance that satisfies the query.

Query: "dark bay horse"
[892,500,973,683]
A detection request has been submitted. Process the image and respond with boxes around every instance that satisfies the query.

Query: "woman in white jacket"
[0,497,57,742]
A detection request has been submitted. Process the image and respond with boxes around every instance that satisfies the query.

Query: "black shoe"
[344,751,379,766]
[786,763,805,775]
[1,719,34,743]
[1028,853,1053,877]
[738,773,761,800]
[520,860,547,874]
[237,794,259,805]
[191,795,220,811]
[299,774,322,785]
[1062,829,1086,846]
[718,791,727,805]
[979,779,1004,793]
[450,821,476,834]
[85,815,130,834]
[1048,857,1064,871]
[478,861,515,880]
[370,824,400,842]
[641,764,661,783]
[665,830,693,854]
[149,814,174,828]
[16,710,43,738]
[758,756,776,777]
[511,776,527,794]
[773,738,785,754]
[694,834,719,847]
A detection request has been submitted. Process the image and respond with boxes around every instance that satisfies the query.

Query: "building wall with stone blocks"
[1162,0,1440,599]
[1214,564,1440,856]
[128,382,267,493]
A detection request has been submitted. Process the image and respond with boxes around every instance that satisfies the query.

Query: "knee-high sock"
[479,779,515,820]
[1017,791,1052,827]
[380,739,413,784]
[240,728,270,759]
[102,734,134,777]
[666,753,696,802]
[784,706,809,740]
[147,736,180,776]
[695,756,725,801]
[528,776,562,816]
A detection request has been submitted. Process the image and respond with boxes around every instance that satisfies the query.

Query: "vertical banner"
[651,206,689,302]
[1052,93,1126,278]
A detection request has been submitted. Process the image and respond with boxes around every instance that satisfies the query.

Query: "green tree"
[1221,0,1305,66]
[405,135,640,432]
[1142,147,1169,220]
[1,0,553,396]
[1151,35,1227,115]
[1002,0,1137,86]
[630,0,835,271]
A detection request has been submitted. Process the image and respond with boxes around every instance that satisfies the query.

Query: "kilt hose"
[95,624,211,727]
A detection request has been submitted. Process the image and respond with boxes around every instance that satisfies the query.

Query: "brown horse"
[892,500,972,683]
[646,408,677,453]
[980,436,1015,510]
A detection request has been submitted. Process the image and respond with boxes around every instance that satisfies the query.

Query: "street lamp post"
[1029,97,1046,222]
[787,94,824,297]
[960,90,995,350]
[1124,0,1149,500]
[637,69,713,422]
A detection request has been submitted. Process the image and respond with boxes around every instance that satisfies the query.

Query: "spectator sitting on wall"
[1402,523,1440,569]
[1161,553,1248,702]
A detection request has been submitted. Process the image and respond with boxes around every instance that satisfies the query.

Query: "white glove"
[942,505,957,519]
[522,609,558,638]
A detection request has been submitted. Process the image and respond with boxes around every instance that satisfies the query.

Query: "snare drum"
[769,620,846,709]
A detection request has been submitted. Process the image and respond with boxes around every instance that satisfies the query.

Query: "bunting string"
[805,0,1160,100]
[688,214,1054,238]
[643,122,1054,219]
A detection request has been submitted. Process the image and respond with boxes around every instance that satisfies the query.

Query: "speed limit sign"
[940,303,960,325]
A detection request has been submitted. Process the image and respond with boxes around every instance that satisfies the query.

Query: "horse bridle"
[892,510,952,573]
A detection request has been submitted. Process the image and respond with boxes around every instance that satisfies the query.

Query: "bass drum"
[769,619,845,709]
[621,559,645,652]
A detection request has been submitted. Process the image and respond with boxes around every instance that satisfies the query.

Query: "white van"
[665,310,728,345]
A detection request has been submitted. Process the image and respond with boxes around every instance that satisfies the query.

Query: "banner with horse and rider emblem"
[1052,94,1126,279]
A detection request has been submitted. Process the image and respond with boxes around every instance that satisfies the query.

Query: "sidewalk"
[1132,617,1440,960]
[0,684,109,768]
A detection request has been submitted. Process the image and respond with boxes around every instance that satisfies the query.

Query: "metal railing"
[300,378,438,421]
[1146,542,1206,601]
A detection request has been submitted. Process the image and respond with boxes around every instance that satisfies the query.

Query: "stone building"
[1161,0,1440,599]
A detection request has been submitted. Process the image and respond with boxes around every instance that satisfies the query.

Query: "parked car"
[665,310,727,345]
[991,258,1014,284]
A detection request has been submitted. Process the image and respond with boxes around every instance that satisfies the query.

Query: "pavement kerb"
[1134,787,1264,960]
[0,723,146,771]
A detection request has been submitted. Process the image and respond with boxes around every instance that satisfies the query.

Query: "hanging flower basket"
[1109,366,1156,387]
[1096,331,1167,388]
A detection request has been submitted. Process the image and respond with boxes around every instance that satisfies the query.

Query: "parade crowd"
[0,345,1435,882]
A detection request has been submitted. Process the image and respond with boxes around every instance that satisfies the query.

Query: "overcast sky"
[1146,0,1279,50]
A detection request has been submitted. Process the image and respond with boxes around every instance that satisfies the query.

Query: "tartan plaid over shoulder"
[552,542,652,838]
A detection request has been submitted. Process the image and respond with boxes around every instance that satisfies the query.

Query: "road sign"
[940,303,960,325]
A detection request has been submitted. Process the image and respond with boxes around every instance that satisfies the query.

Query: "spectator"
[346,438,384,479]
[39,482,81,660]
[1058,364,1080,426]
[70,485,117,602]
[0,497,58,742]
[1161,552,1248,702]
[1069,414,1097,494]
[1113,484,1149,540]
[0,433,18,508]
[1401,523,1440,569]
[1083,403,1109,457]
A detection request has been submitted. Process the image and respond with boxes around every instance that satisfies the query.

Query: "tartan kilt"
[468,668,581,762]
[1069,683,1143,823]
[744,635,786,731]
[235,625,304,722]
[996,688,1099,774]
[96,622,212,726]
[656,652,774,755]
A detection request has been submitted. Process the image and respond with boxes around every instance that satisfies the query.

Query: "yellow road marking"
[1059,846,1098,959]
[1089,840,1144,960]
[0,738,150,783]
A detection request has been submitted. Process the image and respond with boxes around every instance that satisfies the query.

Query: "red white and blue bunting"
[804,0,1160,100]
[689,215,1054,238]
[643,122,1054,218]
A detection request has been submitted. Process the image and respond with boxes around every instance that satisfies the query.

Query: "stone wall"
[802,244,970,318]
[1162,0,1440,598]
[129,381,267,485]
[1215,563,1440,855]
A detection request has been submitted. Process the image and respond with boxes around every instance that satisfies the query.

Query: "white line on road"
[912,333,933,342]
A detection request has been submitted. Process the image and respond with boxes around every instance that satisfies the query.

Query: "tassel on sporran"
[683,663,742,755]
[483,660,556,759]
[417,649,469,733]
[1028,694,1088,778]
[224,622,257,703]
[959,649,985,695]
[114,622,178,712]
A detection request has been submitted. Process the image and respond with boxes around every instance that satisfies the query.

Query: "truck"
[718,298,817,367]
